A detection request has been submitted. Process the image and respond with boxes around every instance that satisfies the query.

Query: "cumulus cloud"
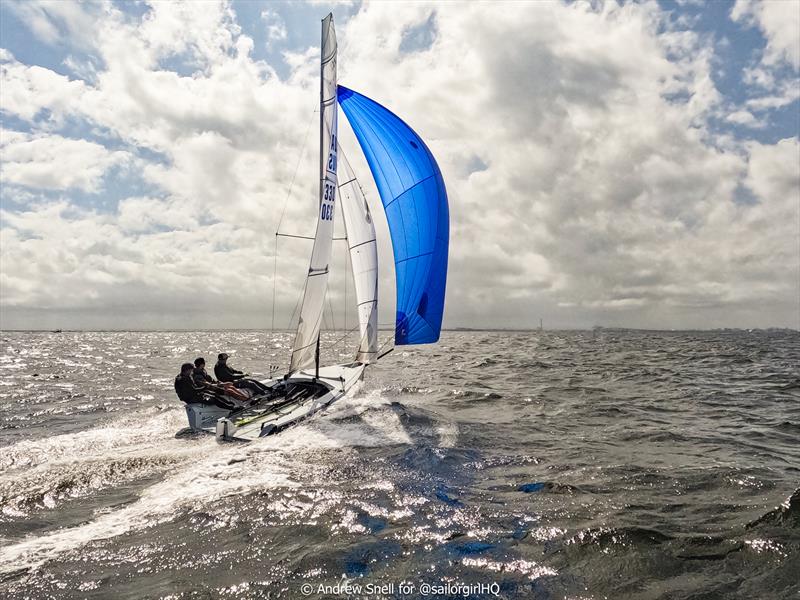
[745,82,800,111]
[1,131,131,192]
[3,0,93,46]
[0,53,87,123]
[726,109,764,128]
[731,0,800,69]
[261,8,288,45]
[0,200,272,320]
[136,0,241,70]
[0,0,797,330]
[741,137,800,204]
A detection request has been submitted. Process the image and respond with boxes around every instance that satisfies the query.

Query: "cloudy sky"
[1,0,798,331]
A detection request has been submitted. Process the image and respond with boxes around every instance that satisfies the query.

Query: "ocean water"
[0,329,798,599]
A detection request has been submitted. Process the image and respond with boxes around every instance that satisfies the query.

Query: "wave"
[0,455,180,519]
[777,380,800,390]
[747,488,800,529]
[0,442,298,574]
[618,430,693,443]
[558,526,755,561]
[555,506,797,563]
[517,360,553,370]
[321,389,458,448]
[0,407,189,472]
[517,481,580,494]
[379,385,432,396]
[774,421,800,433]
[448,390,503,401]
[562,526,674,549]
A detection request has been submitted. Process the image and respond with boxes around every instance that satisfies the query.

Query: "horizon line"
[1,326,797,333]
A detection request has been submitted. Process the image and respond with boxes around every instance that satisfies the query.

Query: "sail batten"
[338,86,449,346]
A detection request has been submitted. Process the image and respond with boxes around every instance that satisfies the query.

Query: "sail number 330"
[322,182,336,220]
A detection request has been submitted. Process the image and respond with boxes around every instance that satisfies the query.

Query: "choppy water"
[0,329,798,599]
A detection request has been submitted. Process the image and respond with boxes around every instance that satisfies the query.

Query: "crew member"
[193,357,249,402]
[215,353,270,395]
[214,353,245,382]
[174,363,235,410]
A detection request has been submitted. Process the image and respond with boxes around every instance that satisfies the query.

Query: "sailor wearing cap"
[214,353,270,395]
[214,353,244,382]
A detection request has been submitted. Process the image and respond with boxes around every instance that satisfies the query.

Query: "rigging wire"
[271,105,317,334]
[286,286,304,334]
[377,334,394,356]
[343,243,348,356]
[325,322,361,350]
[276,107,317,234]
[271,233,278,332]
[325,285,336,340]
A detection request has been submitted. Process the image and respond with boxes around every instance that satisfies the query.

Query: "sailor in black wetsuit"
[214,353,245,382]
[193,357,249,402]
[214,353,269,395]
[174,363,235,410]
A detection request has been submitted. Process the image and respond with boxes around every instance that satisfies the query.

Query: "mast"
[315,335,320,380]
[289,14,338,373]
[318,14,324,227]
[313,15,325,381]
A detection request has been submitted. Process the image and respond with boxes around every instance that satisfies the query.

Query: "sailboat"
[183,13,449,442]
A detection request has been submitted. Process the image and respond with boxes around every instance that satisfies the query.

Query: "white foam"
[0,407,189,472]
[0,433,305,573]
[437,421,459,448]
[313,388,413,446]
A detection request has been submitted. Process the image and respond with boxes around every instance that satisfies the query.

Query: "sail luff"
[289,14,339,372]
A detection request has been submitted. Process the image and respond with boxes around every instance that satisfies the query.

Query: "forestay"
[338,148,378,363]
[338,86,449,345]
[290,14,339,372]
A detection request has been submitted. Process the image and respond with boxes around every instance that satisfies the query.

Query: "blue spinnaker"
[338,85,449,345]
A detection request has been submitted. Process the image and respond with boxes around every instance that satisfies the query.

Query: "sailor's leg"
[237,379,269,394]
[221,383,249,402]
[209,394,236,411]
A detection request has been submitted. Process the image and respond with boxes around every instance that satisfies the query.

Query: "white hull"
[179,363,365,442]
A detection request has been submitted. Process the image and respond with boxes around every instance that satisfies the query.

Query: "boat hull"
[216,363,365,442]
[177,363,365,441]
[184,403,231,432]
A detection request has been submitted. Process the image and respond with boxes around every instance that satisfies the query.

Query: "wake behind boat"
[177,12,449,442]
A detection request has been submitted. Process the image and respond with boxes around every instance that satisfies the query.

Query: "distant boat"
[183,13,449,441]
[51,329,62,333]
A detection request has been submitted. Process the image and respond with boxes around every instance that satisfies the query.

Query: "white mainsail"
[338,148,378,364]
[290,14,339,372]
